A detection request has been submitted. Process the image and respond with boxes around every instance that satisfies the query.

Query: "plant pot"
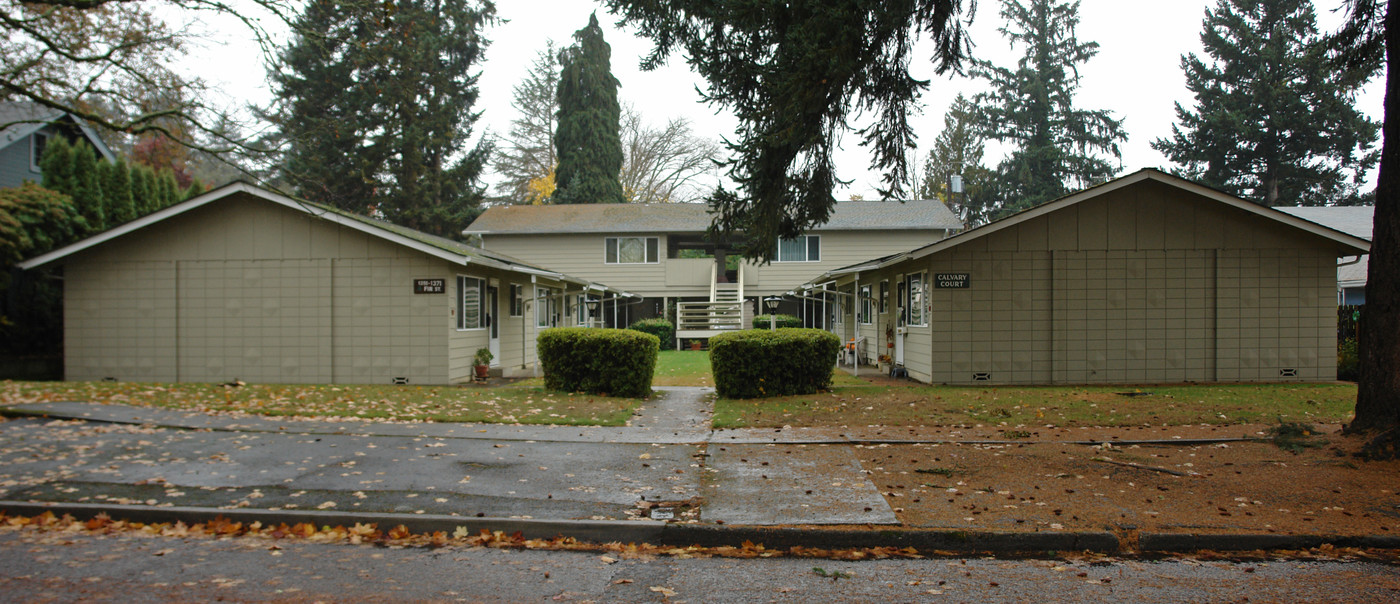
[474,365,489,379]
[689,341,702,351]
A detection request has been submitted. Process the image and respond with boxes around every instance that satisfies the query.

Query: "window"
[878,281,889,314]
[457,276,487,330]
[536,286,558,328]
[605,237,659,264]
[30,132,49,172]
[859,284,872,325]
[905,272,926,326]
[776,235,820,262]
[509,284,523,317]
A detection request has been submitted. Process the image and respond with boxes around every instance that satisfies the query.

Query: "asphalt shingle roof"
[466,199,963,234]
[1277,206,1373,286]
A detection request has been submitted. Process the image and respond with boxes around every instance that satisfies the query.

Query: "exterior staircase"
[674,264,750,349]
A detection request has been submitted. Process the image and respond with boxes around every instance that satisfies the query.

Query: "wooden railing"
[677,301,745,332]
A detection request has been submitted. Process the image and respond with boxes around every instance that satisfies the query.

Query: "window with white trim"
[457,276,487,330]
[776,235,820,262]
[30,132,49,172]
[536,287,555,327]
[858,284,873,325]
[605,237,659,264]
[509,284,523,317]
[904,272,926,327]
[878,280,889,314]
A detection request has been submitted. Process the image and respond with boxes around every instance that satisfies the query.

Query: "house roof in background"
[466,199,963,235]
[18,182,637,296]
[1278,205,1374,287]
[0,102,115,162]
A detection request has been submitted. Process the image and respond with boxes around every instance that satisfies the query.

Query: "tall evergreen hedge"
[710,328,840,399]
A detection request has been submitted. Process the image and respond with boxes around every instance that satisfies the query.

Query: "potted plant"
[473,348,493,379]
[878,354,892,373]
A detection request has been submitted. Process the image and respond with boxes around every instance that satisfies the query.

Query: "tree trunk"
[1352,1,1400,451]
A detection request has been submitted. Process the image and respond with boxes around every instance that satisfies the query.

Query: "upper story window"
[776,235,820,262]
[30,132,49,172]
[605,237,659,264]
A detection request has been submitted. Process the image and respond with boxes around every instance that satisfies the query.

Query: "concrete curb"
[7,501,1395,555]
[0,406,1266,447]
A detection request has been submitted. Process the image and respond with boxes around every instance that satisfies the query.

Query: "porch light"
[764,297,782,330]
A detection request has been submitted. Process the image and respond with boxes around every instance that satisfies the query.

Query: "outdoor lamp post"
[764,297,781,330]
[586,298,600,327]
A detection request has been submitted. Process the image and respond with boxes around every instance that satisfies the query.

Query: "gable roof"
[17,182,636,296]
[466,199,963,235]
[0,102,115,162]
[809,168,1373,282]
[1277,205,1374,287]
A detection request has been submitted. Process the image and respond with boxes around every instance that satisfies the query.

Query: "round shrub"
[710,328,841,399]
[751,314,803,329]
[628,317,674,345]
[537,328,659,398]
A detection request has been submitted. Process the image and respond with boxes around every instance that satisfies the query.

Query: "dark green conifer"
[553,13,625,204]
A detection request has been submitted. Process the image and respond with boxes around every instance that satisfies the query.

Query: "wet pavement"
[0,387,902,526]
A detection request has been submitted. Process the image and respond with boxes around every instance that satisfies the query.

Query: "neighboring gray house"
[1277,206,1372,305]
[0,102,115,189]
[803,169,1370,384]
[466,200,962,340]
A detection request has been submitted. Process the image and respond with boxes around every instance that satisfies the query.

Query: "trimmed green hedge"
[628,318,674,345]
[538,328,658,398]
[751,314,803,329]
[710,328,840,399]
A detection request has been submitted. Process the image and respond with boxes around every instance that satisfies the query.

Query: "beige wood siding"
[843,180,1343,385]
[60,192,476,384]
[483,229,949,298]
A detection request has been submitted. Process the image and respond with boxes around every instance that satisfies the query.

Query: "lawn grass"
[712,382,1358,429]
[0,380,647,426]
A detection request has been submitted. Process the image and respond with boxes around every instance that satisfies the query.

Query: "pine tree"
[920,95,1001,228]
[604,0,972,262]
[971,0,1125,215]
[1152,0,1380,207]
[272,0,496,238]
[101,158,136,225]
[69,142,106,232]
[553,13,625,205]
[494,42,560,204]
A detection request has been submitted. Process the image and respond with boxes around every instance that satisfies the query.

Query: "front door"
[487,285,500,365]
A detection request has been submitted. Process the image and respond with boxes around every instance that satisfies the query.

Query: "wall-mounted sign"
[934,273,970,289]
[414,278,446,294]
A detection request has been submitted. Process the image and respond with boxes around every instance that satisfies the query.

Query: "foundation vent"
[973,372,991,381]
[392,377,409,385]
[1279,368,1297,377]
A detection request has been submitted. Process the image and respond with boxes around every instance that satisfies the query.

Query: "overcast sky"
[192,0,1384,200]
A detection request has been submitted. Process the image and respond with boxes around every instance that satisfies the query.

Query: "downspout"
[852,272,859,378]
[1338,255,1362,304]
[530,275,538,378]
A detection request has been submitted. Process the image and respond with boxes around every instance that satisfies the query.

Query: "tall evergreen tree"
[39,135,75,200]
[971,0,1125,215]
[131,164,157,216]
[605,0,973,262]
[553,13,625,205]
[69,142,105,233]
[272,0,496,238]
[494,42,560,204]
[100,158,136,225]
[1153,0,1380,207]
[157,170,180,209]
[920,95,1001,228]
